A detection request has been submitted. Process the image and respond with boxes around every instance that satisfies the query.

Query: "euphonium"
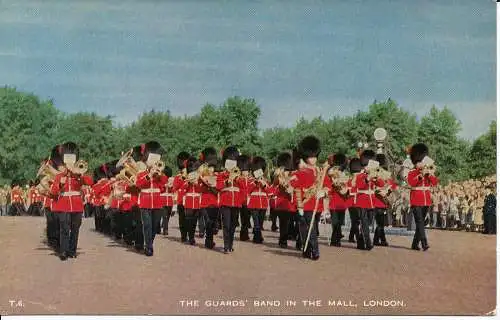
[68,160,88,175]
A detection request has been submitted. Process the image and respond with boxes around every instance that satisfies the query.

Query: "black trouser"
[132,206,144,249]
[109,208,121,239]
[293,214,302,249]
[220,206,239,251]
[103,208,113,235]
[8,203,24,216]
[121,211,134,245]
[94,205,105,233]
[29,202,42,216]
[153,208,164,235]
[202,207,219,248]
[373,208,388,245]
[84,203,92,218]
[298,211,319,258]
[277,210,291,245]
[360,208,374,249]
[348,208,362,246]
[484,213,497,234]
[411,206,429,248]
[239,206,250,241]
[250,209,265,243]
[178,205,187,242]
[55,212,83,256]
[161,206,172,234]
[184,208,200,242]
[197,209,206,236]
[45,209,59,248]
[330,210,344,245]
[140,208,162,251]
[269,210,278,230]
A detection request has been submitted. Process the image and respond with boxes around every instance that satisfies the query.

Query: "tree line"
[0,86,495,185]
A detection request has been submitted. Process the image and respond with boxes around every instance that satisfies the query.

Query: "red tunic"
[135,171,168,209]
[91,179,109,206]
[50,173,93,213]
[216,171,245,208]
[344,177,358,208]
[28,187,37,204]
[10,188,24,204]
[182,181,204,209]
[353,172,385,209]
[43,196,53,209]
[159,177,175,207]
[172,174,187,207]
[246,178,274,210]
[326,176,348,211]
[289,166,326,213]
[237,176,252,207]
[199,173,219,208]
[34,189,44,203]
[407,168,438,207]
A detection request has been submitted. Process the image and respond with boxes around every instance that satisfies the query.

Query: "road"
[0,216,496,316]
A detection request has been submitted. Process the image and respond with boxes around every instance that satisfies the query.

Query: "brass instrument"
[422,163,436,176]
[228,166,241,182]
[150,160,165,176]
[197,163,211,177]
[67,160,88,175]
[329,166,349,196]
[36,160,59,179]
[299,162,330,208]
[187,171,199,184]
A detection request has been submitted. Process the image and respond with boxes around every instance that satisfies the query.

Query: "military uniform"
[198,147,220,249]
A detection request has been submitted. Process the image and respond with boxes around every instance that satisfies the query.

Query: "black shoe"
[205,241,215,249]
[189,239,196,246]
[125,240,133,246]
[198,233,204,238]
[229,248,234,252]
[373,242,381,246]
[181,237,188,243]
[279,242,288,249]
[271,226,278,232]
[68,252,77,259]
[381,242,389,247]
[224,248,229,254]
[411,246,421,251]
[163,230,168,236]
[135,246,143,252]
[145,248,153,256]
[312,255,320,260]
[364,246,373,251]
[240,234,250,242]
[59,253,68,261]
[422,245,430,251]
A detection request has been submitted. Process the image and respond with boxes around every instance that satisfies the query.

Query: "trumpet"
[150,160,165,176]
[422,163,436,176]
[67,160,88,175]
[197,163,211,177]
[115,167,137,185]
[228,166,241,182]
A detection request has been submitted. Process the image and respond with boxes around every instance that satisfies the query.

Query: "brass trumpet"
[197,163,211,177]
[67,160,88,175]
[150,160,165,176]
[228,166,241,182]
[422,163,436,176]
[36,160,60,179]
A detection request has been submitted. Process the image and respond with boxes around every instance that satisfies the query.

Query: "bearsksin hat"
[237,154,251,171]
[251,156,267,172]
[360,149,376,167]
[298,136,320,160]
[410,143,429,165]
[349,158,362,173]
[200,147,218,167]
[222,146,240,162]
[176,151,191,170]
[276,152,293,171]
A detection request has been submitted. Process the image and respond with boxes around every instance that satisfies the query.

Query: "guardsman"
[407,143,438,251]
[50,142,93,260]
[159,166,174,236]
[346,158,363,248]
[273,152,297,249]
[134,141,168,256]
[326,153,349,247]
[198,147,220,249]
[179,157,204,245]
[130,145,147,251]
[216,146,244,253]
[355,150,385,251]
[247,156,274,243]
[289,136,327,260]
[237,154,252,241]
[172,151,190,243]
[373,154,398,246]
[91,164,109,233]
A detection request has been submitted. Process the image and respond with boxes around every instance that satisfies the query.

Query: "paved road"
[0,216,496,316]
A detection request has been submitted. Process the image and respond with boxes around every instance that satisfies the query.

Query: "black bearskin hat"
[131,145,143,162]
[143,141,164,158]
[349,158,362,174]
[277,152,294,171]
[176,151,191,170]
[186,157,201,174]
[222,145,240,162]
[60,142,80,159]
[163,165,173,178]
[360,149,376,167]
[251,156,267,172]
[50,144,63,169]
[237,154,251,171]
[11,180,20,188]
[329,153,348,171]
[410,143,429,165]
[105,159,120,178]
[298,135,321,160]
[200,147,218,167]
[375,153,388,170]
[292,147,301,170]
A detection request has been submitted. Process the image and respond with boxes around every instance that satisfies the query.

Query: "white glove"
[298,208,304,216]
[172,204,178,213]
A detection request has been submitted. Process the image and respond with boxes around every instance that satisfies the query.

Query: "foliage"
[0,87,495,185]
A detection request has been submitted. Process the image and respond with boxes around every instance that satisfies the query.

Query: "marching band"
[23,135,439,261]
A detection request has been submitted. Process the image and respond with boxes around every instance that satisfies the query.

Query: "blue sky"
[0,0,495,140]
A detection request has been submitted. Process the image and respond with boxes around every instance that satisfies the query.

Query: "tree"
[468,120,496,179]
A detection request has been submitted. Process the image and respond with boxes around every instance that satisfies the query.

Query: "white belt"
[412,187,431,191]
[122,193,131,198]
[357,190,375,195]
[222,187,240,192]
[160,193,175,197]
[250,191,268,197]
[185,193,202,197]
[141,188,160,193]
[61,191,81,196]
